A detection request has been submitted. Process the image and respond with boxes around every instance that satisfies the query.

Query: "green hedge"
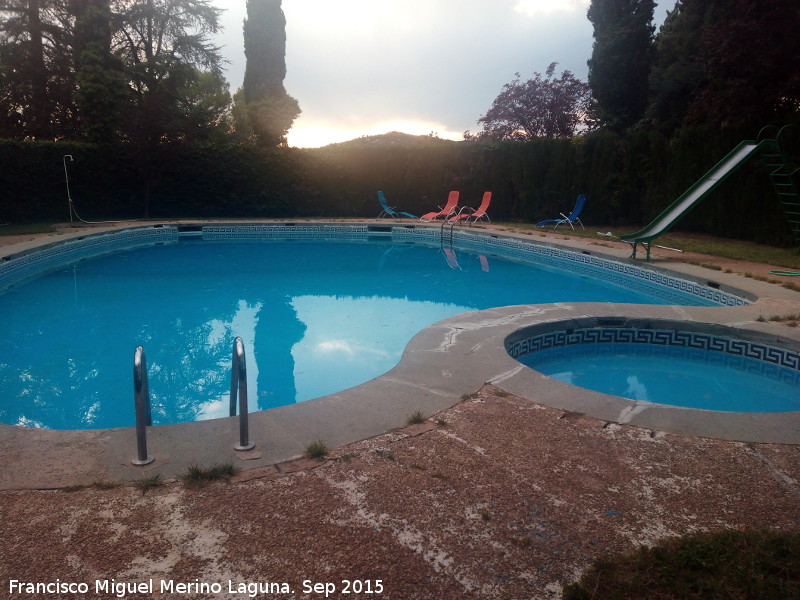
[0,128,794,246]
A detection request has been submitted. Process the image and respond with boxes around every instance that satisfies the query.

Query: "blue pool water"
[522,343,800,412]
[0,239,723,430]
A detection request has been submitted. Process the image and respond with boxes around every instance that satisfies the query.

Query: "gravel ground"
[2,386,799,600]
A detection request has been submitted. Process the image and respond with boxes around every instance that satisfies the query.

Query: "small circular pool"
[507,319,800,413]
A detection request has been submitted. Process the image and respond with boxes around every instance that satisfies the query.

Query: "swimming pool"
[0,224,749,430]
[510,323,800,412]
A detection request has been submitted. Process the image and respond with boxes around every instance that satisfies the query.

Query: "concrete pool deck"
[0,221,799,490]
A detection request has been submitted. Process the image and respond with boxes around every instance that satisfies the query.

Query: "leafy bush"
[562,529,800,600]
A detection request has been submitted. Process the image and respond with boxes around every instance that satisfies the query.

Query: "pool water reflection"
[522,343,800,412]
[0,240,725,429]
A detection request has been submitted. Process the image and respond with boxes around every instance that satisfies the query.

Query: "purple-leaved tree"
[466,62,595,141]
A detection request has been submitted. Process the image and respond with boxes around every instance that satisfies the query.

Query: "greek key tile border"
[0,226,179,289]
[202,224,370,241]
[0,224,749,308]
[448,230,747,307]
[507,327,800,372]
[388,227,746,306]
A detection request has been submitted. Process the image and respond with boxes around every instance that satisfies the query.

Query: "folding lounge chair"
[449,191,491,225]
[419,191,460,221]
[537,194,586,229]
[377,191,417,219]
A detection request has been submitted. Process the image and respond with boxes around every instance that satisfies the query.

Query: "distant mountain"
[316,131,458,150]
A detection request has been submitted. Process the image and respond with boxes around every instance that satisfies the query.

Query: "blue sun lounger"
[377,191,417,220]
[537,194,586,229]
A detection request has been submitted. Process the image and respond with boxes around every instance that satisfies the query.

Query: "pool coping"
[0,221,799,489]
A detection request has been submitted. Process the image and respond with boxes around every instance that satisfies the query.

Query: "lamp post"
[63,154,74,223]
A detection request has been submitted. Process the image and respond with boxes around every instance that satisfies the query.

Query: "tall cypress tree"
[644,0,710,133]
[587,0,655,130]
[72,0,127,143]
[243,0,286,100]
[241,0,300,145]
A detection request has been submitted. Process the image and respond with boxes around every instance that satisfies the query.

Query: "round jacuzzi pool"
[507,319,800,413]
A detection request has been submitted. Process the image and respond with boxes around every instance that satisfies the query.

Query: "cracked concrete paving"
[1,387,799,600]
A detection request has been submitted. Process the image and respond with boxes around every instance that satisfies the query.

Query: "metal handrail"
[440,205,467,242]
[450,205,469,236]
[229,337,255,451]
[757,125,778,143]
[132,345,154,466]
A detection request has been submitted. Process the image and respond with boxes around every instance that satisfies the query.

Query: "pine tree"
[645,0,800,133]
[241,0,300,145]
[587,0,656,130]
[0,0,74,139]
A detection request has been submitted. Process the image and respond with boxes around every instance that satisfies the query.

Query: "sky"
[214,1,674,148]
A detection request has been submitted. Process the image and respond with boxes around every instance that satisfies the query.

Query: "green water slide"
[621,140,761,259]
[621,132,800,259]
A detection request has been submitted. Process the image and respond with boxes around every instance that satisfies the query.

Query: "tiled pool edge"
[0,225,179,289]
[428,305,800,445]
[1,222,752,307]
[0,223,799,489]
[507,319,800,372]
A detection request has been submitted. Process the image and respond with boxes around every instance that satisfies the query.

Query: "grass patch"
[0,222,56,236]
[179,463,238,488]
[435,417,447,427]
[61,484,88,493]
[562,529,800,600]
[497,222,800,270]
[407,410,426,425]
[60,480,118,492]
[693,261,723,271]
[559,410,585,420]
[659,234,800,269]
[304,439,329,460]
[768,313,800,327]
[133,473,164,495]
[91,479,119,490]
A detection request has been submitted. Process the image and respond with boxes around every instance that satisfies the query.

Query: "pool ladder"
[131,337,255,466]
[440,205,467,243]
[132,346,154,465]
[229,337,255,451]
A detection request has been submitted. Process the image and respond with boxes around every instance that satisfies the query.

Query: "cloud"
[217,0,670,147]
[281,2,595,146]
[513,0,590,17]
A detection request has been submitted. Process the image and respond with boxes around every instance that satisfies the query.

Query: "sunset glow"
[287,119,463,148]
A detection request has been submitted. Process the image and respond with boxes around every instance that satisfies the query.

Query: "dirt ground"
[1,387,799,600]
